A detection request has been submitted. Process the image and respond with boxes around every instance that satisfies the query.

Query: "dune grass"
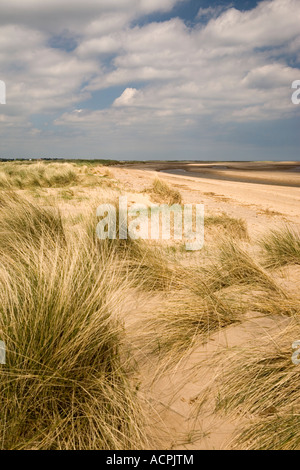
[215,320,300,449]
[150,178,182,205]
[124,240,183,291]
[139,290,242,361]
[1,160,299,450]
[0,162,79,189]
[88,202,183,291]
[202,239,282,293]
[205,214,249,241]
[260,226,300,268]
[235,414,300,450]
[0,162,116,190]
[0,192,66,255]
[0,192,148,450]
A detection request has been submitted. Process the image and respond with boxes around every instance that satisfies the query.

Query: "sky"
[0,0,299,161]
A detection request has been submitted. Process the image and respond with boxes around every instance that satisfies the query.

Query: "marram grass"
[260,225,300,268]
[215,320,300,450]
[0,192,148,450]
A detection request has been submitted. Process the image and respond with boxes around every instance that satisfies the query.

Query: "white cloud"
[0,0,184,32]
[76,0,300,124]
[202,0,300,47]
[113,88,139,106]
[0,23,98,128]
[197,5,231,20]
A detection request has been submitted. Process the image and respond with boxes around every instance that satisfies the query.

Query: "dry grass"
[202,239,282,293]
[0,162,116,190]
[139,290,242,361]
[205,214,249,240]
[0,192,148,450]
[0,192,66,255]
[235,415,300,450]
[125,241,183,291]
[260,226,300,268]
[149,178,182,205]
[89,202,184,291]
[0,162,79,189]
[249,291,300,317]
[215,320,300,449]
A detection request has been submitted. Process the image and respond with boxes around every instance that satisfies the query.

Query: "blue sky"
[0,0,299,160]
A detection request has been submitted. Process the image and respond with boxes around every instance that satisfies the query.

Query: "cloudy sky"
[0,0,299,160]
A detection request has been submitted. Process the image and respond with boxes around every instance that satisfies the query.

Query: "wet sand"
[118,161,300,188]
[160,167,300,188]
[112,161,300,234]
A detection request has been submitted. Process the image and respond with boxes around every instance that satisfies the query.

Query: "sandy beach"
[1,159,300,450]
[109,162,300,449]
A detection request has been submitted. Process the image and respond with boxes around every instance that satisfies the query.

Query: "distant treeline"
[0,158,122,166]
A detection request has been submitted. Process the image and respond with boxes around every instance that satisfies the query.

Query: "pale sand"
[111,162,300,236]
[51,162,300,449]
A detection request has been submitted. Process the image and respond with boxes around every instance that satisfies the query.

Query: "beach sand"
[107,161,300,449]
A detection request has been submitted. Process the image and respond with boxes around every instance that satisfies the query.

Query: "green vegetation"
[0,192,147,450]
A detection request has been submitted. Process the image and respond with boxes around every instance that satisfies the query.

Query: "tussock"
[202,239,282,293]
[260,226,300,268]
[205,214,249,241]
[0,192,148,450]
[215,320,300,450]
[0,192,65,254]
[149,178,182,205]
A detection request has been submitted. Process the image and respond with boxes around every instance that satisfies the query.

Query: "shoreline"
[159,168,300,188]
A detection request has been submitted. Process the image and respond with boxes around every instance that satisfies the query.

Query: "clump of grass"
[86,201,182,291]
[150,178,182,205]
[59,189,74,200]
[0,192,66,254]
[103,168,113,178]
[205,214,249,241]
[125,240,181,291]
[260,226,300,268]
[249,291,300,317]
[202,239,281,293]
[0,195,148,450]
[215,320,300,449]
[235,414,300,450]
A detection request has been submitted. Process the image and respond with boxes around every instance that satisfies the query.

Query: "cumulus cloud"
[0,24,96,117]
[0,0,184,32]
[0,0,299,159]
[113,88,139,107]
[76,0,300,124]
